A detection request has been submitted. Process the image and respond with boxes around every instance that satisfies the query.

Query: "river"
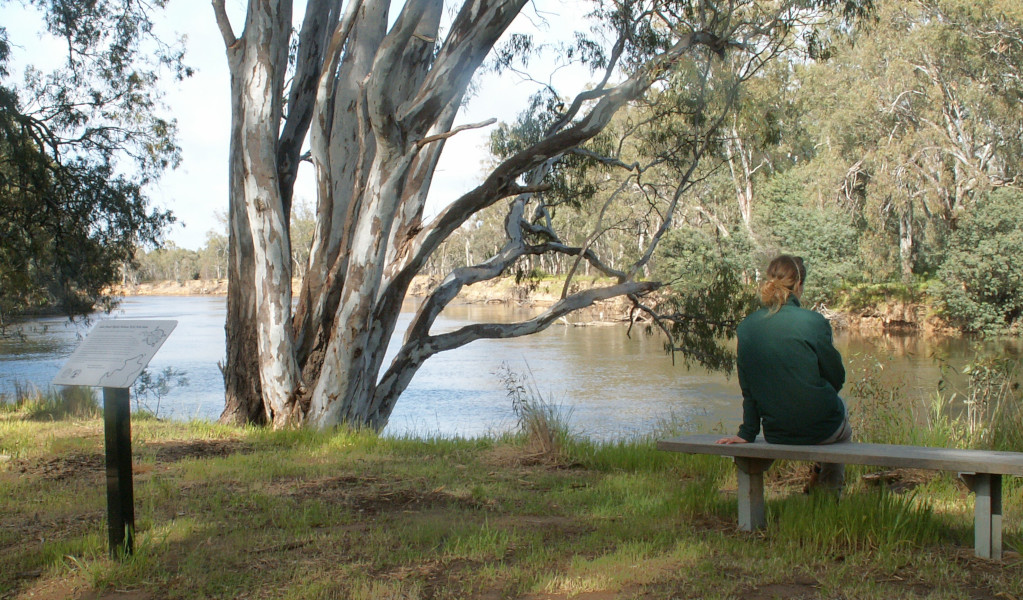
[0,296,1007,440]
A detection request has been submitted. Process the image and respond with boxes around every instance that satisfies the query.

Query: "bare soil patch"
[737,578,821,600]
[145,439,248,463]
[278,474,492,514]
[12,452,105,482]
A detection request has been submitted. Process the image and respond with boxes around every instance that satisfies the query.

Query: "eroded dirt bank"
[108,277,950,333]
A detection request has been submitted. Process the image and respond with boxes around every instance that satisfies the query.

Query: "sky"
[5,1,593,250]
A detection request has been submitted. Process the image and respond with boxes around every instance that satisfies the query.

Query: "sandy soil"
[107,277,951,333]
[108,276,636,324]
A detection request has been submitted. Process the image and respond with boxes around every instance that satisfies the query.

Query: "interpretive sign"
[53,319,176,558]
[52,320,177,388]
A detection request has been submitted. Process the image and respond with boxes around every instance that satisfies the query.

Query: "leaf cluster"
[936,187,1023,334]
[653,226,759,373]
[0,2,185,319]
[756,170,863,304]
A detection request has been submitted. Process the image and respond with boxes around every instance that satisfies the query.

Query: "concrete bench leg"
[734,457,773,531]
[960,473,1003,560]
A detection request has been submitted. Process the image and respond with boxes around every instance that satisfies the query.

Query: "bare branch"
[416,118,498,148]
[626,295,678,365]
[401,28,734,284]
[567,147,641,171]
[560,175,638,297]
[436,281,659,352]
[211,0,237,48]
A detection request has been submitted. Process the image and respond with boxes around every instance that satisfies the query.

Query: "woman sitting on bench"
[716,254,852,493]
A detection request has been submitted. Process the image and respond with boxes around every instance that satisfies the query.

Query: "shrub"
[929,349,1023,451]
[497,363,573,462]
[936,188,1023,334]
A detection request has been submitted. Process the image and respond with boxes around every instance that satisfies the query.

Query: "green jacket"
[736,296,846,444]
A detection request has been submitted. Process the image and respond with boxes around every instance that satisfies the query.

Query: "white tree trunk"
[215,0,827,430]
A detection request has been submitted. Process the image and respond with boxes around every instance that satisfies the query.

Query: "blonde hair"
[760,254,805,312]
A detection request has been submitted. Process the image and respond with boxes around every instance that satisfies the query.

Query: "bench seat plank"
[657,434,1023,475]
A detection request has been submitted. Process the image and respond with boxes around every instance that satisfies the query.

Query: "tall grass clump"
[772,489,946,558]
[498,363,573,462]
[928,350,1023,451]
[846,347,1023,452]
[845,355,917,445]
[0,383,99,420]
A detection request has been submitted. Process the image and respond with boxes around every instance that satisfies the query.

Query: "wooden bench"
[657,434,1023,559]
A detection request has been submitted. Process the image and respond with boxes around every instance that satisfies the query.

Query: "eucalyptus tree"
[796,0,1023,281]
[0,1,183,320]
[719,61,807,238]
[215,0,867,429]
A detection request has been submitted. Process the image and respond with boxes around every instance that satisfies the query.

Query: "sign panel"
[53,320,177,388]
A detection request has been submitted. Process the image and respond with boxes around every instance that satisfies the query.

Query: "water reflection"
[1,296,1018,440]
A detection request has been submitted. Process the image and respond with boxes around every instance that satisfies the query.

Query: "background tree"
[197,230,230,281]
[794,0,1023,283]
[937,188,1023,334]
[215,0,864,429]
[0,1,186,322]
[133,242,200,283]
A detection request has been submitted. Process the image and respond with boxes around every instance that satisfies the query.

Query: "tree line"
[126,201,317,286]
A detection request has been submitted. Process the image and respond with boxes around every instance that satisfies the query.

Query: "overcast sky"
[5,1,592,250]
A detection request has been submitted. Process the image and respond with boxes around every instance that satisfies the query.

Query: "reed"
[927,351,1023,452]
[498,363,574,462]
[0,382,99,420]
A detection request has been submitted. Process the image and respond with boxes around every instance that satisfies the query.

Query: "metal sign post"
[53,319,176,559]
[103,387,135,556]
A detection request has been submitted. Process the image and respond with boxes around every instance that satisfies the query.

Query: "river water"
[0,296,1005,440]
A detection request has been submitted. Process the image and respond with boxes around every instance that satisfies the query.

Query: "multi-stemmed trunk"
[213,0,822,430]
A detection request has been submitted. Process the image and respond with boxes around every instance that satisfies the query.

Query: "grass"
[1,371,1022,600]
[0,384,99,422]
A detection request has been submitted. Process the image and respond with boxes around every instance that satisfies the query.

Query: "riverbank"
[1,409,1019,600]
[109,276,639,325]
[110,277,953,333]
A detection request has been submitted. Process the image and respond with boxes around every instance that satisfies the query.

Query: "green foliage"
[930,348,1023,451]
[778,0,1023,287]
[653,226,759,374]
[131,242,201,283]
[489,90,604,213]
[132,367,188,419]
[831,281,927,312]
[0,2,186,318]
[936,188,1023,334]
[771,489,945,556]
[757,171,862,304]
[845,355,917,445]
[844,340,1023,451]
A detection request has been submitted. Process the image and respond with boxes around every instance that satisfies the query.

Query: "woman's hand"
[715,435,748,445]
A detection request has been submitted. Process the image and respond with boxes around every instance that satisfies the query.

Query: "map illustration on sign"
[53,320,177,388]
